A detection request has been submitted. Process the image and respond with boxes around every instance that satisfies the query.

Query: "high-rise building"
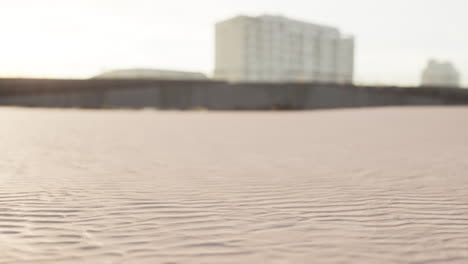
[421,60,460,88]
[214,15,354,83]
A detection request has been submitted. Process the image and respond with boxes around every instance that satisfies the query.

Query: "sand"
[0,106,467,263]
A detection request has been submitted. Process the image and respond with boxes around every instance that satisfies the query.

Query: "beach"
[1,107,467,263]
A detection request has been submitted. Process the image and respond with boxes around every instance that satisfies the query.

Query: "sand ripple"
[0,107,468,263]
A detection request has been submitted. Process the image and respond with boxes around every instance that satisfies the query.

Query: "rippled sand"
[1,107,468,263]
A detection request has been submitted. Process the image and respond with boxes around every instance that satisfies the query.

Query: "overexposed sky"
[0,0,466,86]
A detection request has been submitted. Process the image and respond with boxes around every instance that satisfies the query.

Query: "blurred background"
[0,0,466,87]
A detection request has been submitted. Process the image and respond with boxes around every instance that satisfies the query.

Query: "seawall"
[0,78,467,110]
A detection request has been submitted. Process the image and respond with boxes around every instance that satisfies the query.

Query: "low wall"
[0,78,467,110]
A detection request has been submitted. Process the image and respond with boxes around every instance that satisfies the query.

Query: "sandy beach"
[0,106,467,263]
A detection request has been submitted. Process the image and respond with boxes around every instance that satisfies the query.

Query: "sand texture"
[0,107,467,263]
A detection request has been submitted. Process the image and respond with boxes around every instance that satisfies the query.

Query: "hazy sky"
[0,0,466,86]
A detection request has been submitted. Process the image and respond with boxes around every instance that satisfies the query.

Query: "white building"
[421,60,460,88]
[214,15,354,83]
[94,69,207,80]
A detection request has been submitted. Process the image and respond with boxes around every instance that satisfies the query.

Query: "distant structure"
[421,60,460,88]
[214,15,354,84]
[94,69,207,80]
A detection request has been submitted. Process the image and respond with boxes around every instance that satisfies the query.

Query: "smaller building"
[421,60,460,88]
[94,68,208,80]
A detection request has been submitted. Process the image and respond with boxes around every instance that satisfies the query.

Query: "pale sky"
[0,0,466,86]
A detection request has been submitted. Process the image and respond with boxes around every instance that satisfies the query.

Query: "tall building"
[421,60,460,88]
[214,15,354,83]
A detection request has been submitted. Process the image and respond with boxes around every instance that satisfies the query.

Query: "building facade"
[94,69,207,80]
[214,15,354,83]
[421,60,460,88]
